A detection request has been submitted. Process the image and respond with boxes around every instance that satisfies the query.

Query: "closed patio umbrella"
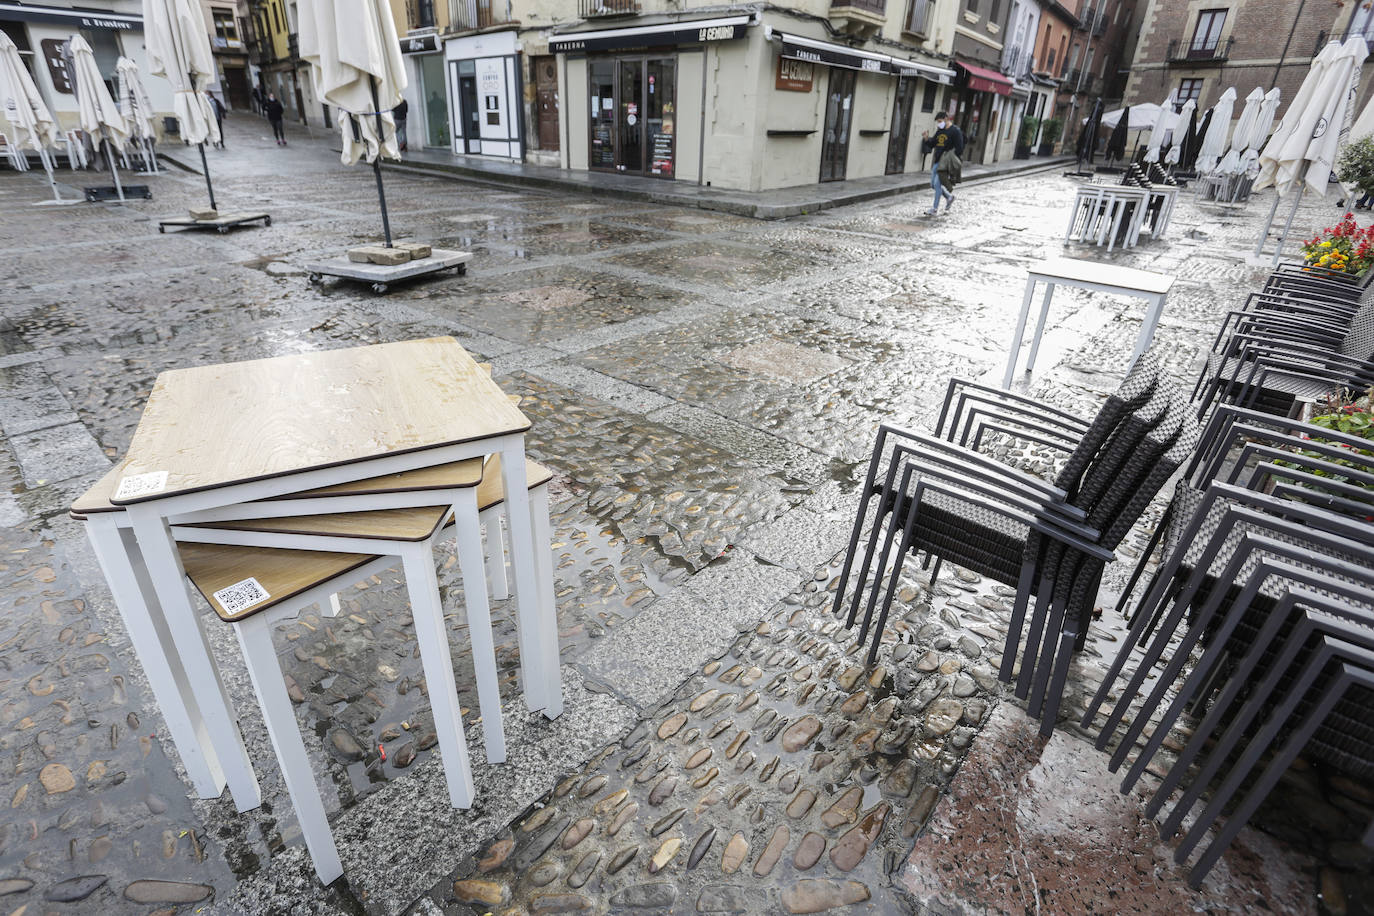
[1243,87,1282,176]
[1256,41,1339,195]
[0,30,68,203]
[1302,35,1366,195]
[1196,87,1235,173]
[1219,87,1263,175]
[1075,97,1103,169]
[142,0,221,207]
[68,35,129,201]
[1164,99,1195,165]
[1142,93,1177,164]
[298,0,407,245]
[115,57,158,173]
[1105,104,1129,163]
[1183,108,1208,170]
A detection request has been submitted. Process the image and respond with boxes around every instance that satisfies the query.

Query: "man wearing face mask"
[920,112,965,216]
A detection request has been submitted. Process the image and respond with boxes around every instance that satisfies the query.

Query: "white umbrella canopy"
[1143,92,1177,164]
[1255,41,1339,195]
[1243,87,1282,175]
[142,0,220,146]
[0,31,56,151]
[298,0,406,165]
[1302,35,1367,195]
[1101,104,1163,130]
[69,35,128,152]
[1196,87,1236,173]
[1219,87,1264,175]
[115,57,156,140]
[1164,98,1195,165]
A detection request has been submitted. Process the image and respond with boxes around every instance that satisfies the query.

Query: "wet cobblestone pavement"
[0,114,1360,914]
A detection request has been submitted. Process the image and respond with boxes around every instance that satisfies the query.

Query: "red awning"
[958,62,1013,96]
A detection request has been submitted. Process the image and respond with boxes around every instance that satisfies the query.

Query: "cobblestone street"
[0,113,1360,915]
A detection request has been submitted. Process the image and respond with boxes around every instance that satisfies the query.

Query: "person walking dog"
[921,113,965,216]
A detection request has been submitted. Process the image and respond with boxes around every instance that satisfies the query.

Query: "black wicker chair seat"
[905,488,1031,587]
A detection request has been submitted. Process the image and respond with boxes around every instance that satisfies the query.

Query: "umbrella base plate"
[158,212,272,234]
[303,248,472,293]
[84,185,151,202]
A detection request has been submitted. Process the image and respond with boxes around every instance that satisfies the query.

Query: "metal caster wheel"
[264,216,272,226]
[372,282,388,293]
[456,264,467,276]
[144,191,152,200]
[217,226,228,234]
[307,273,321,285]
[158,226,166,234]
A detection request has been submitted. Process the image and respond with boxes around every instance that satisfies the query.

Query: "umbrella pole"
[103,135,125,202]
[370,78,393,248]
[1271,185,1305,268]
[1253,193,1283,258]
[39,147,62,202]
[191,70,216,209]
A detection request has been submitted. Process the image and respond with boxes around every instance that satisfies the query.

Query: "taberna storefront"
[547,13,953,192]
[445,29,522,159]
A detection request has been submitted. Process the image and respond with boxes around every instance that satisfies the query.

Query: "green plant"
[1300,212,1374,276]
[1040,118,1063,145]
[1019,115,1041,146]
[1337,135,1374,196]
[1279,388,1374,494]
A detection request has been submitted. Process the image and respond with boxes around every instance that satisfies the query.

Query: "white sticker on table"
[213,578,271,615]
[114,471,169,501]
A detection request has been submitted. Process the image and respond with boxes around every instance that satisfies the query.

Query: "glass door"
[617,58,644,173]
[589,60,616,170]
[420,54,450,148]
[820,68,856,182]
[886,75,917,175]
[646,58,675,178]
[589,56,676,178]
[456,60,481,154]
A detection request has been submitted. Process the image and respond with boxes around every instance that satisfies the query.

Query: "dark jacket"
[394,99,408,119]
[264,98,284,122]
[922,123,965,159]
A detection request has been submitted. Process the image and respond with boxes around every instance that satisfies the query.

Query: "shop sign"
[0,3,139,30]
[549,20,746,53]
[40,38,71,94]
[775,56,814,92]
[402,34,440,55]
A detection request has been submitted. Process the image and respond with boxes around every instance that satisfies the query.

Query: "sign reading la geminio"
[549,21,746,54]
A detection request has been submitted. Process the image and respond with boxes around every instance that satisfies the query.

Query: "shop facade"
[444,29,522,159]
[0,1,173,134]
[400,30,450,149]
[548,13,952,192]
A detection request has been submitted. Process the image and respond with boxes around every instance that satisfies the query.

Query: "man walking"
[393,98,408,152]
[209,93,226,149]
[264,92,286,145]
[921,112,965,216]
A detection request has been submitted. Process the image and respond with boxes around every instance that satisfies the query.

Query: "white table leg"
[126,506,261,811]
[235,616,343,885]
[400,543,474,808]
[482,515,509,601]
[83,520,226,798]
[450,489,506,762]
[528,484,563,717]
[324,594,343,618]
[1107,199,1125,252]
[499,439,556,716]
[1132,292,1167,364]
[1025,282,1057,375]
[1003,278,1039,388]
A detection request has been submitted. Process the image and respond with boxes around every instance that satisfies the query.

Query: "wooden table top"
[180,541,381,622]
[112,338,530,506]
[184,505,451,542]
[1030,257,1175,295]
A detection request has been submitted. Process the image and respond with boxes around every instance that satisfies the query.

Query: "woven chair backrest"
[1339,292,1374,359]
[1097,387,1199,547]
[1054,351,1161,502]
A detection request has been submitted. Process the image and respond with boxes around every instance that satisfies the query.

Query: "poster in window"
[650,101,674,177]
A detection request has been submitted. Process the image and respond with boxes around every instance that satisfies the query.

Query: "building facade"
[0,1,175,132]
[1123,0,1370,114]
[201,0,252,109]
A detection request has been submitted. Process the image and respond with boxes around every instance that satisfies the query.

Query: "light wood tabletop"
[184,505,451,542]
[113,338,530,505]
[477,456,554,512]
[283,458,484,498]
[180,542,381,622]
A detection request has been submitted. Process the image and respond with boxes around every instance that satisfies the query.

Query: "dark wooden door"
[886,75,917,175]
[533,55,559,151]
[820,68,856,182]
[459,75,481,153]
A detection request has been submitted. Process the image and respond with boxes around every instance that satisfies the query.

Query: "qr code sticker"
[114,471,168,501]
[213,578,270,615]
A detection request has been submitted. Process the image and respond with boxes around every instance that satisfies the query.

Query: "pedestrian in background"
[251,86,262,115]
[394,97,408,152]
[264,92,286,145]
[921,112,965,216]
[210,93,226,148]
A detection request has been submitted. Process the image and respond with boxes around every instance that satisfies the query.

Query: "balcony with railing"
[1166,35,1233,64]
[578,0,638,16]
[287,31,299,61]
[249,35,276,65]
[902,0,932,36]
[450,0,512,30]
[831,0,885,37]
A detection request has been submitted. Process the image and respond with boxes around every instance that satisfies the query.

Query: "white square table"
[1003,257,1176,388]
[90,337,560,810]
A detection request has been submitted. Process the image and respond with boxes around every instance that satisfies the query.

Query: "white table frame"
[1003,258,1175,388]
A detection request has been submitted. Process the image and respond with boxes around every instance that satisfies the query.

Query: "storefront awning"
[768,28,954,83]
[549,15,750,54]
[0,2,140,30]
[956,61,1013,96]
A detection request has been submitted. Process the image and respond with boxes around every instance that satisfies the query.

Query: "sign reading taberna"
[777,34,890,74]
[549,16,749,53]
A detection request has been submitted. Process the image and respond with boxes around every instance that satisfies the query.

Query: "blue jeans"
[931,165,953,209]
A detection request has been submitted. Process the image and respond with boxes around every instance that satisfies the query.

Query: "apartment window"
[272,1,282,32]
[966,0,978,14]
[416,0,435,28]
[1190,9,1226,54]
[906,0,932,34]
[1046,47,1056,72]
[212,10,238,41]
[921,81,937,111]
[1178,77,1203,104]
[989,0,1002,22]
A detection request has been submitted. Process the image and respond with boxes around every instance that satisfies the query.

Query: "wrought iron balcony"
[1166,36,1233,64]
[579,0,638,16]
[452,0,509,30]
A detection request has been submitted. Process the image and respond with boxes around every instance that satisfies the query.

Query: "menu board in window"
[649,101,674,177]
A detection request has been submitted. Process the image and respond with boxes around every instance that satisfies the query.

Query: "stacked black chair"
[832,353,1195,734]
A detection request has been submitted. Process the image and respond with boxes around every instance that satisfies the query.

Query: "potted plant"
[1038,118,1063,156]
[1337,136,1374,209]
[1015,115,1040,159]
[1299,213,1374,278]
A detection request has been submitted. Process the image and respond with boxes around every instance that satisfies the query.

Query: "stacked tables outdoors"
[72,338,562,879]
[1066,183,1179,251]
